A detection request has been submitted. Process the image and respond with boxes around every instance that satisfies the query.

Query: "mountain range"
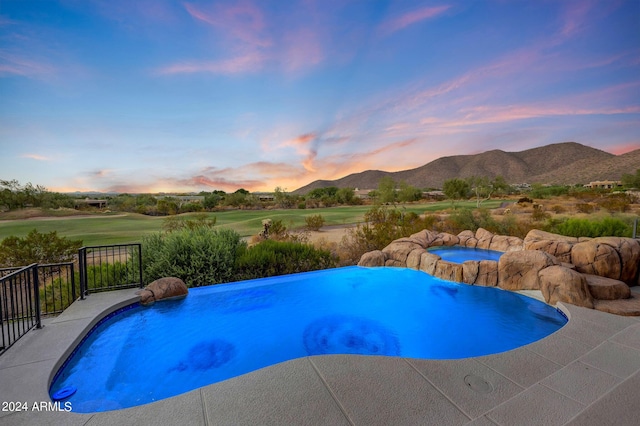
[293,142,640,194]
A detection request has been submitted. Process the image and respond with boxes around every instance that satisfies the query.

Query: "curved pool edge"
[46,289,142,397]
[2,286,639,424]
[51,276,568,412]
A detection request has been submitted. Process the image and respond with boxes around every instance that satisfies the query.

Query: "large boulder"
[406,248,426,270]
[419,252,441,275]
[138,277,188,306]
[457,230,477,248]
[382,240,424,265]
[571,240,621,280]
[475,228,494,249]
[461,260,499,286]
[489,235,524,252]
[408,229,439,248]
[476,260,499,287]
[434,260,463,283]
[432,232,459,247]
[498,250,558,291]
[524,230,577,263]
[539,266,594,308]
[584,274,631,300]
[462,260,479,285]
[590,237,640,284]
[358,250,385,267]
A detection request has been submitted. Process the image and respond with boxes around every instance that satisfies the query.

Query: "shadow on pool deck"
[1,287,639,426]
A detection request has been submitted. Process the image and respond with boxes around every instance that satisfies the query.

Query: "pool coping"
[1,284,639,425]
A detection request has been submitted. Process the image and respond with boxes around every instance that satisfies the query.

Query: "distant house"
[583,180,623,189]
[255,193,275,202]
[75,198,108,209]
[423,190,445,200]
[354,188,375,199]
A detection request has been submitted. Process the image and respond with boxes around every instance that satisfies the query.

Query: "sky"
[1,0,639,194]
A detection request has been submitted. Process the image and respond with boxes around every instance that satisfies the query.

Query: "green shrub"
[85,262,135,289]
[40,276,75,313]
[0,229,82,267]
[235,240,336,280]
[305,214,325,231]
[142,227,244,287]
[547,217,632,238]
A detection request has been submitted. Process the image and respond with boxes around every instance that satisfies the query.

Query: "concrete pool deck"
[1,287,640,426]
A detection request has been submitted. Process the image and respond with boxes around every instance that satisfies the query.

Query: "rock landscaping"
[358,228,640,316]
[137,277,189,306]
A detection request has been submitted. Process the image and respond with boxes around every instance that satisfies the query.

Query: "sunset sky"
[1,0,639,193]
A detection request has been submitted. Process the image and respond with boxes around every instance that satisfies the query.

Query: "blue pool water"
[427,246,503,263]
[50,266,566,412]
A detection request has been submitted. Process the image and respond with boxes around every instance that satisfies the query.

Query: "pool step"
[584,274,631,300]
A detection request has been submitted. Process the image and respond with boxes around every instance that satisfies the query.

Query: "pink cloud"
[560,0,595,38]
[280,27,324,73]
[21,153,52,161]
[184,1,271,48]
[0,51,55,77]
[379,5,451,35]
[157,52,266,75]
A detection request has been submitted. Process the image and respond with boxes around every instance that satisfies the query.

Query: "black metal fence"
[79,243,143,296]
[0,264,40,355]
[1,243,143,356]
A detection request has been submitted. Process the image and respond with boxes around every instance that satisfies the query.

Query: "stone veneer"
[357,228,640,316]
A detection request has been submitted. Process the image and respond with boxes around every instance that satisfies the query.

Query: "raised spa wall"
[357,228,640,316]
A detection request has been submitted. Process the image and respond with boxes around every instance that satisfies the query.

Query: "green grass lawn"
[0,200,506,246]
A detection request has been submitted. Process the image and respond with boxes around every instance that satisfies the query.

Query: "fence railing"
[0,264,41,355]
[79,243,143,296]
[1,243,143,356]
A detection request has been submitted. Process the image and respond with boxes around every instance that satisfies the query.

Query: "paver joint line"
[199,388,210,426]
[307,357,356,426]
[403,358,473,421]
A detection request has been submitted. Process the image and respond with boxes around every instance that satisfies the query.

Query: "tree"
[0,230,83,267]
[377,176,397,205]
[274,187,294,208]
[397,181,422,202]
[203,193,222,210]
[442,178,470,208]
[467,176,494,208]
[336,187,356,204]
[622,169,640,189]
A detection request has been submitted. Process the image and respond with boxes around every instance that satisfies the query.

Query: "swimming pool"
[50,266,567,412]
[427,246,504,263]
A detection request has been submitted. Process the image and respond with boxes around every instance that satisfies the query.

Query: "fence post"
[70,262,76,302]
[32,264,42,329]
[79,247,86,299]
[138,244,143,288]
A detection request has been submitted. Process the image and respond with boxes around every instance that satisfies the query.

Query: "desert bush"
[531,206,551,222]
[305,214,325,231]
[142,227,244,287]
[162,213,217,232]
[575,203,595,214]
[338,206,436,265]
[550,204,566,214]
[546,217,631,238]
[597,194,632,213]
[0,230,82,267]
[234,240,337,280]
[529,184,570,198]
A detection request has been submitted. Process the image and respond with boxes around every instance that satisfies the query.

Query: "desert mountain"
[293,142,639,194]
